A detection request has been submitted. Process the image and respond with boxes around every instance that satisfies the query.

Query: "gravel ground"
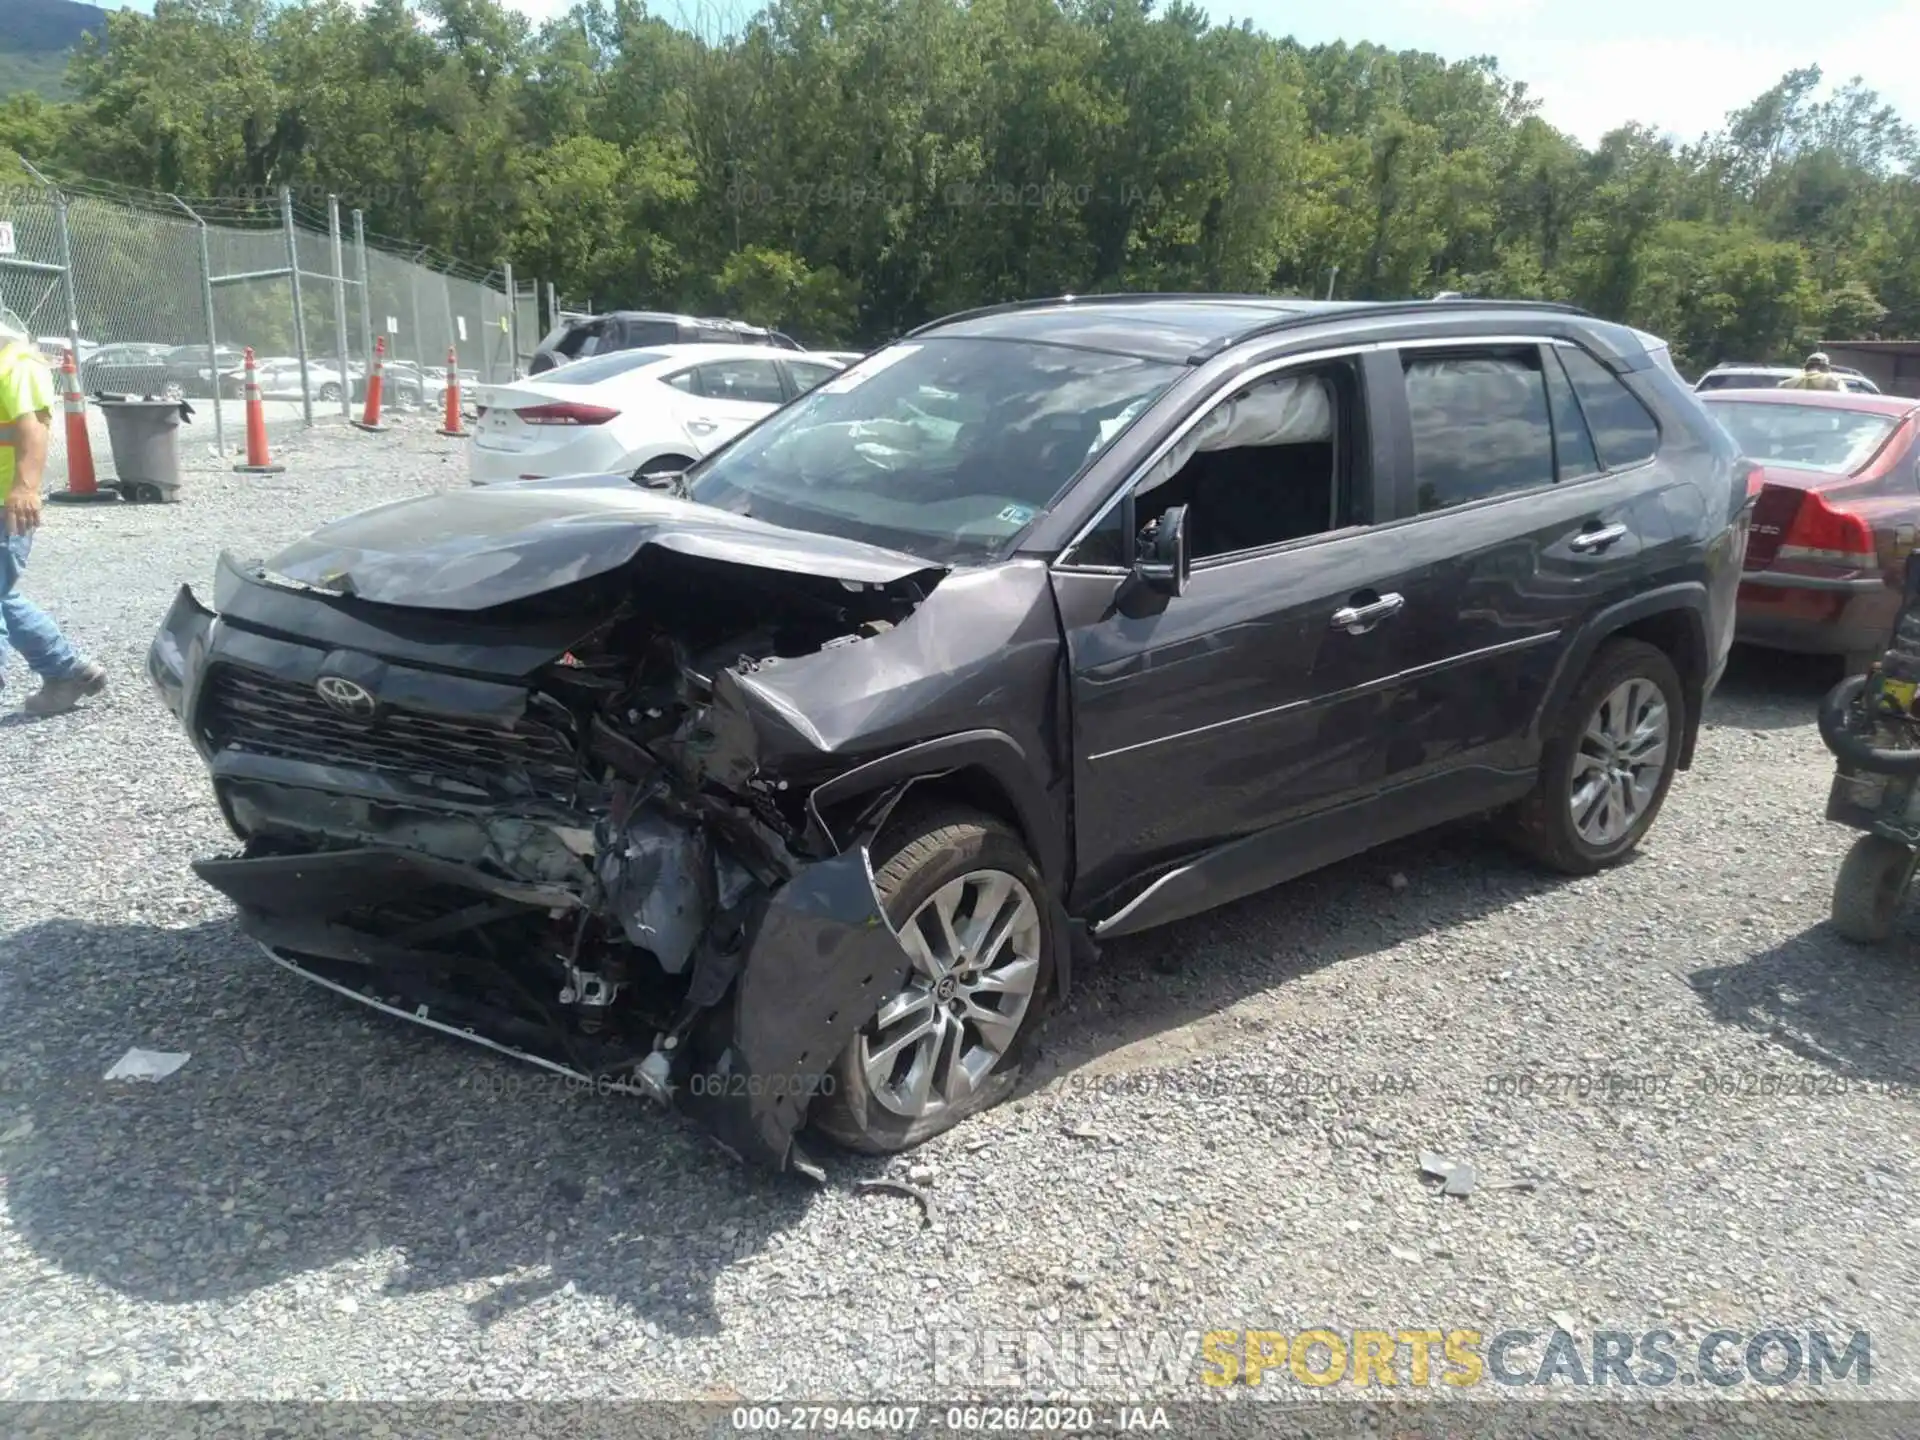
[2,415,1918,1411]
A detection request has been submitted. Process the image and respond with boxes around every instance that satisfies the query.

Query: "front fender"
[804,728,1066,885]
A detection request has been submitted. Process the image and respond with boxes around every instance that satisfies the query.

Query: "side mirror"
[1134,504,1190,597]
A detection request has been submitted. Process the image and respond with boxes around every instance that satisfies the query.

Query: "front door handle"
[1570,522,1629,553]
[1330,592,1405,635]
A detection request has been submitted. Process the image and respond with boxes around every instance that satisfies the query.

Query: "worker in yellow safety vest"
[1777,351,1847,391]
[0,312,107,715]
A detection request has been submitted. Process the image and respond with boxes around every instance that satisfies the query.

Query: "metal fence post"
[353,208,375,381]
[18,159,82,362]
[502,262,517,379]
[546,281,556,343]
[282,186,313,428]
[409,247,427,379]
[328,196,351,420]
[170,194,225,458]
[441,272,456,373]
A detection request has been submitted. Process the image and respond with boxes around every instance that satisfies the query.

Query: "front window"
[685,338,1179,562]
[1703,400,1899,473]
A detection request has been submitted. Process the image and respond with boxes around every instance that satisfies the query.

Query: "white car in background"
[467,344,847,485]
[216,356,362,403]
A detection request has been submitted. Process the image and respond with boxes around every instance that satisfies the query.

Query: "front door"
[1053,350,1433,908]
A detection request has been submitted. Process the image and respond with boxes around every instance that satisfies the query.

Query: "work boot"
[21,660,108,717]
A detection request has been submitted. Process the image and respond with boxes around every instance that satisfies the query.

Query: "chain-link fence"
[0,159,541,481]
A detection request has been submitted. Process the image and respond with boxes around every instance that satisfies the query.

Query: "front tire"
[318,382,342,403]
[1830,834,1916,944]
[810,805,1054,1154]
[1506,638,1685,875]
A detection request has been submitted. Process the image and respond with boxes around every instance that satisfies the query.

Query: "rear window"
[1703,400,1899,473]
[1559,348,1661,468]
[1403,351,1556,512]
[554,322,607,358]
[540,349,675,386]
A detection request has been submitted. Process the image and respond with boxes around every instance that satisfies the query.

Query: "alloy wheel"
[1569,677,1670,847]
[858,868,1042,1121]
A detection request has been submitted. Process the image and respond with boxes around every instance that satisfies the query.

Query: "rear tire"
[810,805,1054,1154]
[1505,638,1685,875]
[1830,834,1916,944]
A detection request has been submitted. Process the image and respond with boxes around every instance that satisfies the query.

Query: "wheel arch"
[805,729,1064,885]
[805,730,1074,1002]
[1535,585,1711,770]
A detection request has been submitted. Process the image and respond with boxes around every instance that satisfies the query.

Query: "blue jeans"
[1,530,83,688]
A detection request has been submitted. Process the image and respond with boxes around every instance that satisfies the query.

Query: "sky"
[112,0,1920,148]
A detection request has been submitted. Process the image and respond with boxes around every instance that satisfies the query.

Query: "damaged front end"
[148,484,962,1175]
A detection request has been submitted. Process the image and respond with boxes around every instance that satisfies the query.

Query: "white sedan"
[467,344,846,485]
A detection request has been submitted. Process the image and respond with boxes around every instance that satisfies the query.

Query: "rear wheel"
[318,382,343,403]
[810,805,1054,1153]
[1506,638,1685,875]
[1830,834,1916,944]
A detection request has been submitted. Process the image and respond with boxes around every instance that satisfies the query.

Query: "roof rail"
[1187,296,1593,364]
[902,291,1594,360]
[901,291,1312,339]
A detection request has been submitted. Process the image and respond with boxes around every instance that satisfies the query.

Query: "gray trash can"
[97,396,192,504]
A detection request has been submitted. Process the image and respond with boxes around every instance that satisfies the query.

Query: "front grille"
[201,666,578,804]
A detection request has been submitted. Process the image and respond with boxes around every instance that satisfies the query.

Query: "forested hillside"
[0,0,108,100]
[0,0,1915,362]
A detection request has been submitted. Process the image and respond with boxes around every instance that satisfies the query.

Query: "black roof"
[911,293,1591,364]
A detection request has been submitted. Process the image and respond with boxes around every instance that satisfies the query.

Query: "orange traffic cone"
[353,336,390,433]
[438,346,467,438]
[46,348,116,505]
[233,347,285,475]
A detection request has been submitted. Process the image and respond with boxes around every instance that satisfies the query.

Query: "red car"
[1701,388,1920,672]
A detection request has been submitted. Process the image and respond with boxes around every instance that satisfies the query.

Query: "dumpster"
[96,396,191,504]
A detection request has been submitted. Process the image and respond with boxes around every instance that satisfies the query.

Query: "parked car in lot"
[166,343,248,398]
[1701,387,1920,672]
[529,311,802,374]
[36,334,99,363]
[81,342,178,396]
[217,356,358,403]
[1696,363,1880,395]
[469,343,846,484]
[149,294,1745,1172]
[353,360,430,407]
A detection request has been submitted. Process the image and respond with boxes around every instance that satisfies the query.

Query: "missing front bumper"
[199,845,911,1176]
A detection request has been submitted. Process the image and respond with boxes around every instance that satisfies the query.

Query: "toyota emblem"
[315,676,376,718]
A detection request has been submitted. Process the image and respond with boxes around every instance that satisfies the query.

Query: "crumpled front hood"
[263,474,947,610]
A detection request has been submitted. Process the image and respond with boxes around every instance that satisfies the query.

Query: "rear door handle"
[1330,592,1405,634]
[687,417,718,436]
[1570,522,1629,553]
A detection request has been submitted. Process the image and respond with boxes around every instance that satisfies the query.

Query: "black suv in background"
[528,310,802,373]
[150,295,1749,1174]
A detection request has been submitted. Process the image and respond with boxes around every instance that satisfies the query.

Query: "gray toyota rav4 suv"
[150,295,1750,1174]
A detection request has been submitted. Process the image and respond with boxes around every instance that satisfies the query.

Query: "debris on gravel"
[2,414,1917,1403]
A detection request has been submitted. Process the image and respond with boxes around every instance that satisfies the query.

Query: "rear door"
[678,358,789,449]
[1367,338,1673,774]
